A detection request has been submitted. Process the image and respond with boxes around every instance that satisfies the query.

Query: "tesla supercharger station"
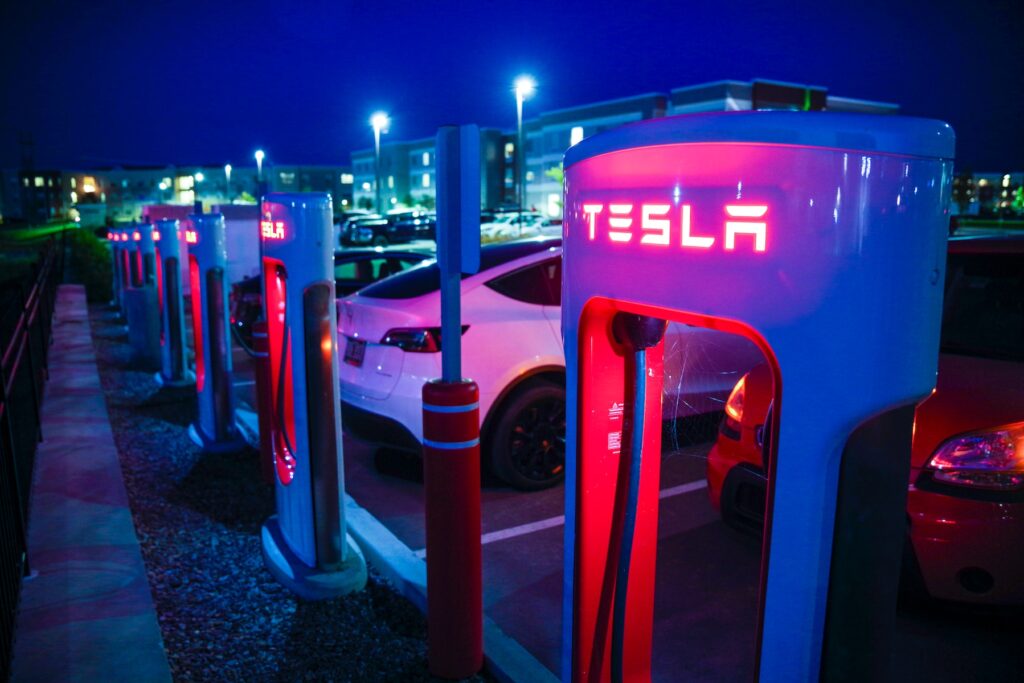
[114,228,131,317]
[108,229,121,309]
[258,192,367,599]
[155,218,193,387]
[125,223,161,368]
[560,112,954,682]
[187,214,245,452]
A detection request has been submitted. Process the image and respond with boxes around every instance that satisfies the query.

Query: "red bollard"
[252,320,275,485]
[422,379,483,679]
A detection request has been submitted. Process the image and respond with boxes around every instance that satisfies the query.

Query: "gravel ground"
[88,305,489,683]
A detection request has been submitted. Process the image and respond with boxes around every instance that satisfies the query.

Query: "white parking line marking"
[412,479,707,558]
[232,380,256,386]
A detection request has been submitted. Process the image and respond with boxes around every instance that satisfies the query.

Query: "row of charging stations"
[106,194,367,601]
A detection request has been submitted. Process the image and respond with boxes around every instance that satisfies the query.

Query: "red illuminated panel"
[260,220,286,241]
[155,248,164,320]
[185,229,198,244]
[189,255,205,393]
[262,257,296,485]
[583,202,769,253]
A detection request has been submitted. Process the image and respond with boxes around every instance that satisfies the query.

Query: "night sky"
[1,0,1021,171]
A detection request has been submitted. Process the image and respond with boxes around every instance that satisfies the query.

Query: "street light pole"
[255,149,266,200]
[371,112,390,215]
[514,75,535,236]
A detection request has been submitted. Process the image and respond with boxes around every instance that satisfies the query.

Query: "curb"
[235,407,558,682]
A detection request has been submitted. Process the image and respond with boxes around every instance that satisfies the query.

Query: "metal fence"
[0,237,62,682]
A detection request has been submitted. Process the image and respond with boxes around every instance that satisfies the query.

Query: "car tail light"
[722,374,747,435]
[380,326,468,353]
[926,422,1024,490]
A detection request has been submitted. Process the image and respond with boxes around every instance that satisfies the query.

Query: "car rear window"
[941,252,1023,362]
[358,238,561,299]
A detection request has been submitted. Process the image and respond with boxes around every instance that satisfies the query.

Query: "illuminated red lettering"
[582,204,603,239]
[641,205,670,246]
[261,220,286,240]
[608,204,633,242]
[681,204,714,249]
[582,201,769,253]
[724,205,768,252]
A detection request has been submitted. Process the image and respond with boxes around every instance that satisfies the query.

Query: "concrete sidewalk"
[10,286,171,683]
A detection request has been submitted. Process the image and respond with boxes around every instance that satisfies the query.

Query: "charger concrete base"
[261,516,368,600]
[187,420,247,454]
[154,369,195,388]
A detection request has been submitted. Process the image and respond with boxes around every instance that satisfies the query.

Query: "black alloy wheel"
[490,381,566,491]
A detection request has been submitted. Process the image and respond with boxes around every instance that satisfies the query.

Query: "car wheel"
[373,235,389,247]
[488,380,566,491]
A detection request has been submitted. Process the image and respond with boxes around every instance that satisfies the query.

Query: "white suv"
[338,237,761,490]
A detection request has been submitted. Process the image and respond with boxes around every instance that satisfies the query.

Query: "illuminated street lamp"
[514,75,536,233]
[254,149,266,199]
[224,163,232,201]
[370,111,390,213]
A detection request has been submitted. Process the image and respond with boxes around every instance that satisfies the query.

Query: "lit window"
[47,178,53,187]
[82,177,96,193]
[504,142,514,158]
[279,172,295,185]
[70,191,78,204]
[422,173,430,188]
[180,189,195,204]
[22,178,28,187]
[361,182,372,192]
[570,126,584,146]
[422,152,430,166]
[340,173,354,184]
[547,193,561,217]
[526,171,535,182]
[70,177,77,188]
[178,176,194,190]
[387,175,394,189]
[34,177,44,187]
[100,192,106,202]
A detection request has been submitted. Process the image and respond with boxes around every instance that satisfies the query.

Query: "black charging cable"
[610,313,667,683]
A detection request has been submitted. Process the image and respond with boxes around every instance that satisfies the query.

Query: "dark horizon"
[1,0,1021,172]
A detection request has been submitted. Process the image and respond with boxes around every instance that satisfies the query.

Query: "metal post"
[517,90,525,235]
[374,126,382,214]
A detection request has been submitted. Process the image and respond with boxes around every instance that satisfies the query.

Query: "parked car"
[228,249,431,351]
[340,210,425,247]
[707,235,1024,605]
[338,237,763,490]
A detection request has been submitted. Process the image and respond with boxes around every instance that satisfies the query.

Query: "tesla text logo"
[261,220,286,240]
[184,229,198,244]
[582,203,768,252]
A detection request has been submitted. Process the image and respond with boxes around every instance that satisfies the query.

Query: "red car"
[707,235,1024,605]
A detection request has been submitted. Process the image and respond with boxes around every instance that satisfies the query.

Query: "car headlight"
[926,422,1024,490]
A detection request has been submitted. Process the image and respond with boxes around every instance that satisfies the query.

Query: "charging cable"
[611,313,667,683]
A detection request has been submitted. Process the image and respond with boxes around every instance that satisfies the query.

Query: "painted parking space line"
[232,379,256,386]
[413,479,707,558]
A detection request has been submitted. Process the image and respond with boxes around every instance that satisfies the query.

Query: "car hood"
[911,353,1024,468]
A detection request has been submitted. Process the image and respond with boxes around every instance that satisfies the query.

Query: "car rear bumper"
[340,400,421,453]
[907,477,1024,605]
